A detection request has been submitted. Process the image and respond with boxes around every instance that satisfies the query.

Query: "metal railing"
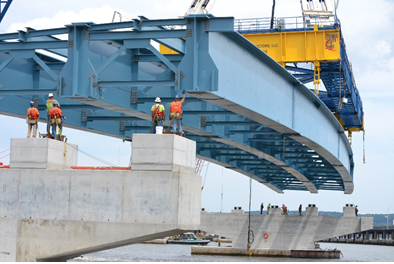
[234,15,337,33]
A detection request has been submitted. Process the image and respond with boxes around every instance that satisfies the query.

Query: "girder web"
[0,14,353,194]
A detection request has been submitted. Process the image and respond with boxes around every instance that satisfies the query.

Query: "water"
[69,242,394,262]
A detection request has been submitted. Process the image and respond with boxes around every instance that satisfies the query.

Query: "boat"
[167,232,210,246]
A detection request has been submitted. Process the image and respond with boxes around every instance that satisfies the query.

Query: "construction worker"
[169,90,185,135]
[282,204,288,215]
[355,205,359,217]
[298,204,302,216]
[46,93,58,135]
[49,102,65,140]
[151,97,165,134]
[267,203,271,215]
[260,203,264,214]
[27,101,39,138]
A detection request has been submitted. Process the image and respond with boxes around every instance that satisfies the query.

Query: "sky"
[0,0,393,215]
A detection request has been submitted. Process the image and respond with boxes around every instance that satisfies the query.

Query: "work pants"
[152,118,163,134]
[51,118,62,140]
[172,119,183,133]
[46,113,51,133]
[27,122,38,138]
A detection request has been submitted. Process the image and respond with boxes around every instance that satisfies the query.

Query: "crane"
[185,0,217,15]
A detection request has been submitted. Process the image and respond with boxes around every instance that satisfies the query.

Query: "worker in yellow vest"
[46,93,58,134]
[170,90,185,135]
[151,97,166,134]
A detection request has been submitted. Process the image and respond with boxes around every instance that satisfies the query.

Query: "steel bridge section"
[235,17,364,132]
[0,14,354,194]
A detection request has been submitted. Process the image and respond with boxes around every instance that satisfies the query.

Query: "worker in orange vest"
[170,90,185,135]
[27,101,39,138]
[151,97,166,133]
[49,102,65,140]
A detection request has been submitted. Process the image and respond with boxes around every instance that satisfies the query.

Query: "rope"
[55,117,62,140]
[164,115,176,133]
[64,142,67,160]
[0,153,10,160]
[36,121,42,138]
[201,162,210,191]
[66,143,118,167]
[148,114,159,133]
[0,149,10,154]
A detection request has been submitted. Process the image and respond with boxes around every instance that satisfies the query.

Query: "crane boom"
[185,0,217,15]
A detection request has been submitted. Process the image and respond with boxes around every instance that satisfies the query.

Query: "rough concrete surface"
[200,206,373,251]
[9,138,77,169]
[0,135,201,261]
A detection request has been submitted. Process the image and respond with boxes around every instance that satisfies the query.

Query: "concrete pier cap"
[0,134,201,261]
[343,203,357,217]
[9,138,78,169]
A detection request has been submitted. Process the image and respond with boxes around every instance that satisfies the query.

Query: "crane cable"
[247,176,254,254]
[363,130,366,164]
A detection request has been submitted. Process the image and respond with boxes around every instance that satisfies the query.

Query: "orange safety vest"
[152,104,164,117]
[170,101,182,114]
[27,107,39,120]
[49,107,62,118]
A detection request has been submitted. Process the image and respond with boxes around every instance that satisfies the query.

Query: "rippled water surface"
[69,242,394,262]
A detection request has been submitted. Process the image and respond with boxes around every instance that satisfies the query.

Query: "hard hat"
[175,95,179,99]
[29,101,35,106]
[53,102,58,106]
[48,93,54,97]
[155,97,161,103]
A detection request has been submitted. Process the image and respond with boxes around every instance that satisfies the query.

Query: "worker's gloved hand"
[182,90,185,94]
[63,116,66,120]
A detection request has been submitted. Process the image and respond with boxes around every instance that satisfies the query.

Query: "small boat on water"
[167,232,210,246]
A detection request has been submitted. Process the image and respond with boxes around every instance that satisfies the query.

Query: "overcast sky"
[0,0,393,214]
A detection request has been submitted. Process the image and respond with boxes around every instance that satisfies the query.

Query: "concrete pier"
[196,204,373,257]
[0,134,201,261]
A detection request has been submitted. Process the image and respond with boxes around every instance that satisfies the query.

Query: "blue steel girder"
[0,14,354,194]
[0,0,12,23]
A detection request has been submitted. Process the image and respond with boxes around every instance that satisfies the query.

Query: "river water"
[69,242,394,262]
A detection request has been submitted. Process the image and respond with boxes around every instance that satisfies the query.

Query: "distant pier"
[320,228,394,246]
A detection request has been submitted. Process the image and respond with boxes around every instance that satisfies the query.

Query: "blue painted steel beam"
[0,15,355,194]
[0,0,12,23]
[0,41,68,50]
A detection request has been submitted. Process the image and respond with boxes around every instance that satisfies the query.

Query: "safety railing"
[234,15,337,33]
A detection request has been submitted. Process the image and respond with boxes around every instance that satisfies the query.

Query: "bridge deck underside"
[0,15,354,194]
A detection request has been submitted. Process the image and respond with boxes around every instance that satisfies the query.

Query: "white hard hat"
[48,93,54,97]
[155,97,161,103]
